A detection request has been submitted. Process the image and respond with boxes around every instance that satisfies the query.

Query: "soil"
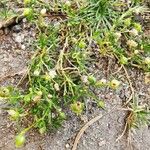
[0,2,150,150]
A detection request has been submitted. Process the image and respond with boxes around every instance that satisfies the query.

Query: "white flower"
[115,32,121,40]
[49,69,57,79]
[134,50,139,54]
[54,83,60,91]
[129,29,138,36]
[127,40,138,48]
[40,8,47,16]
[34,69,40,76]
[65,1,71,6]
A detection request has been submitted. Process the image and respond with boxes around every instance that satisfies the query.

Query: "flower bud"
[48,94,53,98]
[54,83,60,91]
[40,8,47,16]
[127,40,138,48]
[120,56,128,64]
[59,112,66,119]
[129,28,138,36]
[133,23,142,32]
[49,69,57,79]
[33,69,40,76]
[23,8,32,16]
[134,50,139,54]
[124,18,131,27]
[39,127,46,134]
[15,133,26,148]
[79,41,86,49]
[70,101,84,115]
[65,1,71,7]
[24,0,31,5]
[88,75,96,84]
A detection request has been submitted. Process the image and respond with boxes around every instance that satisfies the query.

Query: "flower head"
[127,40,138,48]
[49,69,57,79]
[40,8,47,16]
[109,79,120,89]
[70,101,84,115]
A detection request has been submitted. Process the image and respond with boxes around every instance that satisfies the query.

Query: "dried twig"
[122,65,134,105]
[72,106,116,150]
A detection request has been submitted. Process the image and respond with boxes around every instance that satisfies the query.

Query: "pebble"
[0,29,4,35]
[65,143,70,148]
[80,115,88,123]
[12,25,22,33]
[98,139,106,147]
[21,44,26,50]
[15,35,22,43]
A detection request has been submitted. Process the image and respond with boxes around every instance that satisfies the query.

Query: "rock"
[0,29,4,35]
[4,28,9,34]
[65,143,70,148]
[12,25,22,33]
[15,35,22,43]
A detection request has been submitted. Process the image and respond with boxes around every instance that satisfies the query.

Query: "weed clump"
[0,0,149,147]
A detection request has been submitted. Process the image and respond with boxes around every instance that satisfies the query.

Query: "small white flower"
[134,8,141,15]
[40,8,47,16]
[49,69,57,79]
[134,50,139,54]
[144,57,150,65]
[48,94,53,98]
[127,40,138,48]
[129,28,138,36]
[34,69,40,76]
[65,1,71,6]
[54,83,60,91]
[115,32,121,40]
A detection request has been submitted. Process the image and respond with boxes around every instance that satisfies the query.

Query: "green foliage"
[0,0,149,147]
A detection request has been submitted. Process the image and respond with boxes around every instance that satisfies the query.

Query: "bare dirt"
[0,2,150,150]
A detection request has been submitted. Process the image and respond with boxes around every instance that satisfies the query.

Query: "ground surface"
[0,2,150,150]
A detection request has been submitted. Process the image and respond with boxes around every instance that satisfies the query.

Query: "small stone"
[21,45,26,50]
[80,115,88,123]
[99,140,106,147]
[15,35,22,43]
[12,25,22,33]
[65,143,70,148]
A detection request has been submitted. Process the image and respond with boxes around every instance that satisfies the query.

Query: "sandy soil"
[0,2,150,150]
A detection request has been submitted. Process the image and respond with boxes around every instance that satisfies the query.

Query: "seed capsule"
[15,133,25,148]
